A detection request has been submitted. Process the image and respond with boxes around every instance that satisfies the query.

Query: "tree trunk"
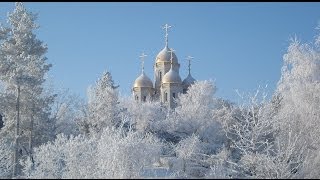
[12,85,21,178]
[183,157,186,173]
[28,103,34,163]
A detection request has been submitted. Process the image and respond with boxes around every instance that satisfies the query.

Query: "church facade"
[132,24,196,108]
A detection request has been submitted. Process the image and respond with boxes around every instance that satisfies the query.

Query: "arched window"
[0,114,3,129]
[165,92,168,102]
[159,71,162,82]
[143,96,146,102]
[173,93,176,98]
[136,96,139,101]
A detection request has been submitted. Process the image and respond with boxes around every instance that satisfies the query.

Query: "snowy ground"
[139,156,177,178]
[140,167,175,179]
[140,155,208,178]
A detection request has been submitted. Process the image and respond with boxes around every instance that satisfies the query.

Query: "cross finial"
[186,55,194,75]
[169,48,175,69]
[162,23,172,47]
[139,52,147,74]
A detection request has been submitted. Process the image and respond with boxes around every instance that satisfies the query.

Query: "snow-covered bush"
[120,97,166,134]
[23,126,163,179]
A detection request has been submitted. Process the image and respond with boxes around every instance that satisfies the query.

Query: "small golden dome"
[156,46,178,63]
[133,72,153,88]
[162,69,182,84]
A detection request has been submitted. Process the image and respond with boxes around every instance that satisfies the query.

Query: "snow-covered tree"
[174,134,203,178]
[0,2,54,177]
[22,126,163,179]
[159,80,225,151]
[220,88,276,159]
[85,70,121,135]
[173,80,216,136]
[22,133,97,179]
[214,32,320,178]
[204,148,233,178]
[51,88,82,136]
[120,96,166,134]
[146,81,227,178]
[0,131,14,178]
[95,128,162,178]
[272,35,320,178]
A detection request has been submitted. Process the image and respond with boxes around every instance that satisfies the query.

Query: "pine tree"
[0,2,54,177]
[85,70,120,135]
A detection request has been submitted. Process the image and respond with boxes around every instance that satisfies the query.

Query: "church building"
[132,24,196,108]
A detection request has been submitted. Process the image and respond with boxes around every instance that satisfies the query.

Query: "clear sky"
[1,2,320,103]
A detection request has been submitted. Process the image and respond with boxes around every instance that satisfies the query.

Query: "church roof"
[162,68,182,84]
[133,72,153,88]
[182,73,196,86]
[156,46,178,63]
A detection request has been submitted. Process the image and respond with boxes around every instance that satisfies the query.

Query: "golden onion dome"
[133,72,153,88]
[162,69,182,84]
[156,46,178,63]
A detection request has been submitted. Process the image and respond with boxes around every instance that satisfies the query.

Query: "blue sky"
[1,2,320,103]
